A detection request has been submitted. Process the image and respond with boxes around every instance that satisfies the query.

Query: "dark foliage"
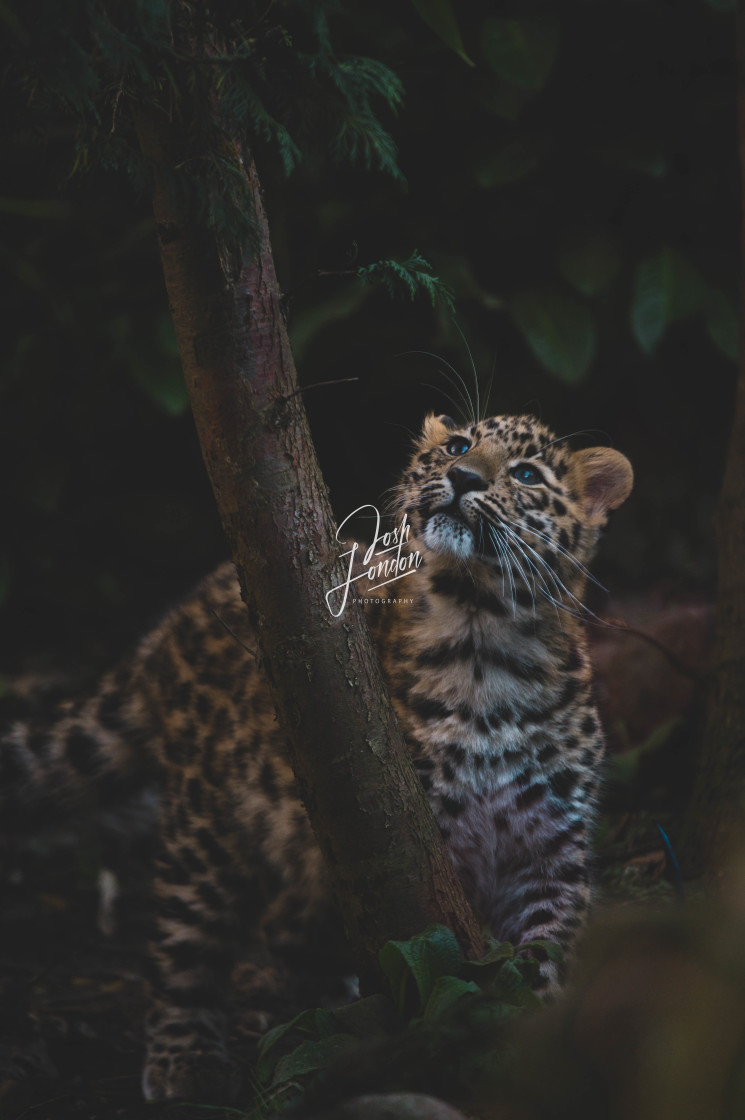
[0,0,736,680]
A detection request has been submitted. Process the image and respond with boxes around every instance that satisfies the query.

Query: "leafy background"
[0,0,736,680]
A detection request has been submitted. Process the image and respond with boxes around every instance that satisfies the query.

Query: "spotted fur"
[0,412,632,1101]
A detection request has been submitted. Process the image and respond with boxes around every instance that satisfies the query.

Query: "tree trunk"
[135,106,485,984]
[682,4,745,874]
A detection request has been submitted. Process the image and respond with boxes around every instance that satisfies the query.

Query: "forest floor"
[0,826,365,1120]
[0,809,676,1120]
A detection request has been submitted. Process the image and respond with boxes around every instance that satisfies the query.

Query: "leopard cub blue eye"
[444,436,471,456]
[510,463,543,486]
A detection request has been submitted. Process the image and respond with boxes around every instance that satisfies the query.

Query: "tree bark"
[682,4,745,874]
[135,106,485,984]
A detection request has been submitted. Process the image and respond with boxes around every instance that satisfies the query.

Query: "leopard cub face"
[397,413,633,590]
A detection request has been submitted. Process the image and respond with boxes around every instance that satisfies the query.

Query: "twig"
[596,843,665,868]
[282,267,361,301]
[209,608,257,660]
[316,268,361,280]
[283,376,359,400]
[110,84,123,135]
[601,615,702,681]
[246,0,278,36]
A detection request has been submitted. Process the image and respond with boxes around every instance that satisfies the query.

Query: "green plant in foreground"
[254,925,560,1112]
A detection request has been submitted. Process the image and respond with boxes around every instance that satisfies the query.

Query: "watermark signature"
[325,505,422,617]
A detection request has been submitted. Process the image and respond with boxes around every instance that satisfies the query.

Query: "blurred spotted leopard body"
[0,412,632,1101]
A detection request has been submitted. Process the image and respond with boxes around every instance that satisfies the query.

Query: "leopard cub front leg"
[494,773,596,994]
[504,836,591,994]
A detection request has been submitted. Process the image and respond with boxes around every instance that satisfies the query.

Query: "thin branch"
[283,376,359,400]
[209,608,258,660]
[596,615,702,681]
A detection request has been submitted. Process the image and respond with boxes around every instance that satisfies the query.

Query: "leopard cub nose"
[447,466,488,495]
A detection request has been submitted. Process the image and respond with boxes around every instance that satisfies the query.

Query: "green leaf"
[410,0,474,67]
[630,247,706,353]
[470,940,516,965]
[604,717,684,787]
[558,233,622,297]
[331,994,400,1037]
[704,0,735,10]
[474,133,555,188]
[154,311,180,358]
[423,976,480,1023]
[131,361,189,416]
[466,993,529,1025]
[409,924,463,982]
[496,959,535,992]
[378,938,423,1014]
[289,282,370,362]
[429,252,504,310]
[0,2,24,33]
[705,287,739,362]
[597,140,668,178]
[460,939,515,984]
[110,312,189,417]
[379,924,463,1013]
[525,939,564,964]
[270,1034,359,1088]
[482,16,560,92]
[258,1007,337,1058]
[510,289,597,384]
[256,1007,338,1083]
[24,462,66,513]
[476,79,534,122]
[506,985,543,1011]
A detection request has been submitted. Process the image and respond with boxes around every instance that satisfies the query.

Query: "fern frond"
[328,56,404,115]
[332,109,402,180]
[6,0,408,228]
[356,251,455,313]
[217,73,302,175]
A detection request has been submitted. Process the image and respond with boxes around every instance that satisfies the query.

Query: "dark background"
[0,0,736,681]
[0,4,740,1115]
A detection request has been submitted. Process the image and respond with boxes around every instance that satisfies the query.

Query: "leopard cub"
[0,411,632,1101]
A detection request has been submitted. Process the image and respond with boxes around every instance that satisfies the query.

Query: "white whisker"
[534,429,609,457]
[400,349,477,424]
[501,525,607,624]
[452,321,480,423]
[475,497,602,625]
[421,382,469,422]
[505,516,607,593]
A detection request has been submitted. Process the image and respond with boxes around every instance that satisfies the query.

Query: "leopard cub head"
[397,412,633,592]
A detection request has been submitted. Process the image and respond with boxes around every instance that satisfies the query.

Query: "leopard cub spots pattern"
[0,410,632,1101]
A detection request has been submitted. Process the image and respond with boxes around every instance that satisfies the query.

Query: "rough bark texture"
[135,106,485,983]
[682,4,745,874]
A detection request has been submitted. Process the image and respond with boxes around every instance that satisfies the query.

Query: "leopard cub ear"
[571,447,634,524]
[421,413,458,445]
